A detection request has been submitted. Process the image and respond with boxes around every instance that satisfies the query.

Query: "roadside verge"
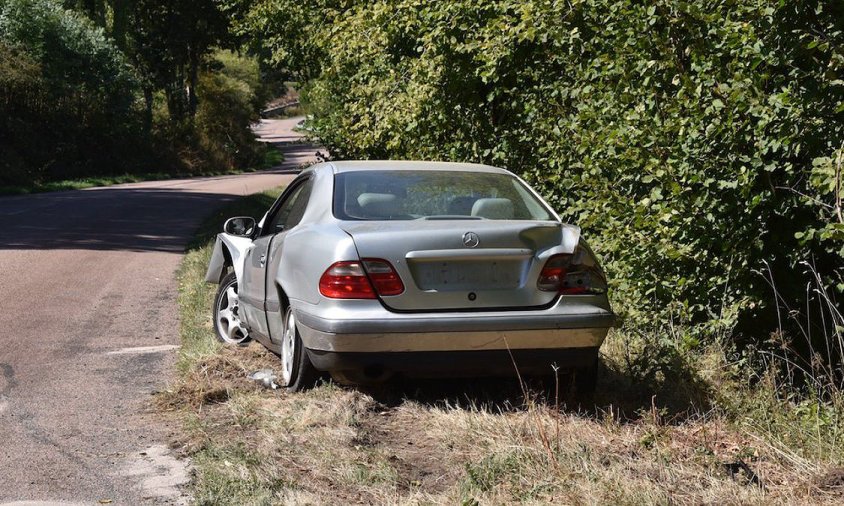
[163,191,842,505]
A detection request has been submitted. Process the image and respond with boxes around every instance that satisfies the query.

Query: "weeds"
[757,260,844,398]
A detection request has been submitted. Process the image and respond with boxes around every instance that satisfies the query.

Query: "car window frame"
[259,175,314,237]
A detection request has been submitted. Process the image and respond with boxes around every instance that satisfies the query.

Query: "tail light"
[361,259,404,296]
[537,254,571,291]
[319,261,375,299]
[319,259,404,299]
[537,248,607,295]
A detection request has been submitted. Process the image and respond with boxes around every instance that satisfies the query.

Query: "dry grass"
[162,340,844,504]
[166,190,844,505]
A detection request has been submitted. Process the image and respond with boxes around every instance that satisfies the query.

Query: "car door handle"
[259,254,266,267]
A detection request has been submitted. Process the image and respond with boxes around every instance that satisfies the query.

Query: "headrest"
[357,193,401,218]
[447,196,477,216]
[471,198,514,219]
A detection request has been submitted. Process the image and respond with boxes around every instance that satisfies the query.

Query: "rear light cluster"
[319,259,404,299]
[537,249,607,295]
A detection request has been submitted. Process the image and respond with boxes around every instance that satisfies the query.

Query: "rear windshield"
[333,170,554,221]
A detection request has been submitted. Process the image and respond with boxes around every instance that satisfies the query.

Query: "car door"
[265,177,314,342]
[239,177,313,338]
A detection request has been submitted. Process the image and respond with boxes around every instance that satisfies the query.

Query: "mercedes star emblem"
[462,232,480,248]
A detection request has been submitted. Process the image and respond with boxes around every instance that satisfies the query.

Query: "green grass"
[261,146,284,167]
[0,172,178,195]
[167,187,291,504]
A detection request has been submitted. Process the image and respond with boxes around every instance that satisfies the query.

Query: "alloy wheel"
[216,281,249,344]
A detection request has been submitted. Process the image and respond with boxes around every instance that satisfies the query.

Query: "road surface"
[0,117,317,504]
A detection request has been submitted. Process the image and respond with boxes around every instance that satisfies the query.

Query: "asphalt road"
[0,117,316,504]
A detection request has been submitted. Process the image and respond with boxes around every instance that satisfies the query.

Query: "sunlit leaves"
[243,0,843,338]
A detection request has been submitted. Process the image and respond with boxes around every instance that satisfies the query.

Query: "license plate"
[411,260,523,291]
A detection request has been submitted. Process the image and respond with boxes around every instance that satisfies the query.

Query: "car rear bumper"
[294,302,614,354]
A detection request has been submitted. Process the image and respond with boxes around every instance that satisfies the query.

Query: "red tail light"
[319,259,404,299]
[537,254,571,292]
[361,259,405,296]
[319,261,375,299]
[538,251,607,295]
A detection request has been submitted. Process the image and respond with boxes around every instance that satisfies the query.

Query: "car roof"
[323,160,513,175]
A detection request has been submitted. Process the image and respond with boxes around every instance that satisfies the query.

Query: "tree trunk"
[109,0,129,50]
[142,85,153,134]
[187,45,199,118]
[165,66,189,122]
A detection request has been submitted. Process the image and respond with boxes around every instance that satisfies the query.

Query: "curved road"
[0,118,316,504]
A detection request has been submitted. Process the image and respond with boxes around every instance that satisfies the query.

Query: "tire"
[213,271,251,345]
[280,304,321,391]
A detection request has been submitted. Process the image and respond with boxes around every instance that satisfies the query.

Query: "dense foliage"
[0,0,272,187]
[2,0,841,371]
[239,0,843,351]
[0,0,140,184]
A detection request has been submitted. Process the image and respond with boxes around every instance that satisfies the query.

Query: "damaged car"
[206,161,615,391]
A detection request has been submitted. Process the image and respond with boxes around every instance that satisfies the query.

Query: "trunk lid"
[340,220,579,311]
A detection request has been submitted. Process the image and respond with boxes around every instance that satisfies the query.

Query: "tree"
[131,0,229,122]
[238,0,844,349]
[1,0,140,183]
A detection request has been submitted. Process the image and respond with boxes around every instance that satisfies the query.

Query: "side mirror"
[223,216,257,238]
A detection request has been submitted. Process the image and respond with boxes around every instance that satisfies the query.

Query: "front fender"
[204,234,254,284]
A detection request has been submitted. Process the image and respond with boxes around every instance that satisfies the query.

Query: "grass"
[0,147,284,196]
[162,189,844,505]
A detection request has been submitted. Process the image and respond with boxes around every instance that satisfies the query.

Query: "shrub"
[249,0,844,348]
[0,0,142,184]
[193,50,268,171]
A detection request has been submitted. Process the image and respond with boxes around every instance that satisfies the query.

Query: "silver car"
[206,161,615,391]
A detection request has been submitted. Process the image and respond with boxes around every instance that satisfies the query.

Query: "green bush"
[0,40,44,184]
[194,50,268,171]
[0,0,142,184]
[159,50,269,174]
[246,0,844,346]
[1,1,271,187]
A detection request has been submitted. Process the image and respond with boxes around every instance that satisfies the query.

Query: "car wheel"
[213,272,250,345]
[280,304,320,391]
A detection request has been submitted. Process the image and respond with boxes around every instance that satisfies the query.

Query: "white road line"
[105,344,179,355]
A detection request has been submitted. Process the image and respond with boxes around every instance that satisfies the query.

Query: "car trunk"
[340,220,576,311]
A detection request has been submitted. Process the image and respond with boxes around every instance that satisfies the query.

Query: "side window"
[263,179,313,235]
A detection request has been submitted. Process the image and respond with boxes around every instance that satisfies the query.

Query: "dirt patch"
[354,404,461,493]
[814,467,844,495]
[157,343,274,411]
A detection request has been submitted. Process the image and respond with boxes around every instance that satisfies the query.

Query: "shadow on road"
[0,136,318,252]
[0,187,248,252]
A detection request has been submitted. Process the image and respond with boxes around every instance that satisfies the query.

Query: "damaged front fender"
[205,234,254,284]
